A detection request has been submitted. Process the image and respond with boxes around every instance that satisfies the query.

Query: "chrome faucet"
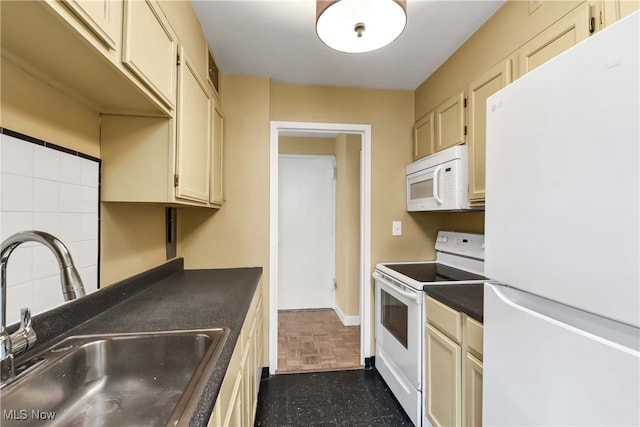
[0,231,86,382]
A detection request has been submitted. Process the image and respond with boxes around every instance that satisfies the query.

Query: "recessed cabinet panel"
[467,60,511,205]
[518,4,589,77]
[426,323,462,427]
[464,353,483,427]
[122,0,177,109]
[414,112,435,160]
[210,102,225,205]
[435,92,466,152]
[63,0,121,49]
[176,48,211,203]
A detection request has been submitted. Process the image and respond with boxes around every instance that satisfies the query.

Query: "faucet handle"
[9,308,37,355]
[20,308,32,330]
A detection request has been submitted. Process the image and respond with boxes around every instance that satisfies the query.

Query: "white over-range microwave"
[406,145,472,212]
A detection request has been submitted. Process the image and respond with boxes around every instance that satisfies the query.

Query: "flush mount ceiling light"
[316,0,407,54]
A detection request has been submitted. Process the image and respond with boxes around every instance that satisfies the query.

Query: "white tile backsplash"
[34,178,60,212]
[2,173,34,212]
[1,131,99,325]
[1,135,34,177]
[59,154,83,184]
[34,147,60,181]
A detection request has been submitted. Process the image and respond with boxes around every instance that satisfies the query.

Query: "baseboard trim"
[333,304,360,326]
[365,356,375,370]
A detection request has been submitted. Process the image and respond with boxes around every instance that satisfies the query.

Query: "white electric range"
[373,231,486,426]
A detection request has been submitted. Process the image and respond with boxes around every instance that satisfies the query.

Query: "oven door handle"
[373,272,422,304]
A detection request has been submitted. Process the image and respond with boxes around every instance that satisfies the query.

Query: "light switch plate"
[392,221,402,236]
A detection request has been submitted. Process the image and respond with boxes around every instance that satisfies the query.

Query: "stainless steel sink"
[0,328,229,427]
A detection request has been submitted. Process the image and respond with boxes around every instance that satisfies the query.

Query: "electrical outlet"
[392,221,402,236]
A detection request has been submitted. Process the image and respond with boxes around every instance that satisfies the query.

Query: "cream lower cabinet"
[209,283,263,427]
[425,296,484,427]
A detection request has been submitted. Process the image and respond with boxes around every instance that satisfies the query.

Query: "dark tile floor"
[254,369,414,426]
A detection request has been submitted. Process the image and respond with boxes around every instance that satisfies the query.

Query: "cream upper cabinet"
[601,0,640,28]
[122,0,178,110]
[62,0,121,50]
[435,91,466,152]
[175,47,211,203]
[413,91,466,161]
[466,59,512,206]
[517,3,590,78]
[210,100,225,206]
[414,112,435,160]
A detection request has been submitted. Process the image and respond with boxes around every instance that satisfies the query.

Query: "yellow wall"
[270,83,444,352]
[415,0,584,119]
[1,59,168,287]
[279,136,336,155]
[335,134,361,317]
[178,75,271,271]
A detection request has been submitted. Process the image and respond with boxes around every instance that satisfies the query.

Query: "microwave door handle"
[433,165,444,205]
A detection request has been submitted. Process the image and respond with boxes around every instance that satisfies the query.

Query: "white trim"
[269,121,372,375]
[334,303,361,327]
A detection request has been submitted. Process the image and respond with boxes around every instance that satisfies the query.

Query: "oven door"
[374,271,423,388]
[374,271,423,425]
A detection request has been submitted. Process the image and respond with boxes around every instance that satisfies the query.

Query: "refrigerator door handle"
[489,283,640,354]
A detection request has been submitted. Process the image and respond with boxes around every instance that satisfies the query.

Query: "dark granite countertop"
[9,258,263,427]
[423,283,483,323]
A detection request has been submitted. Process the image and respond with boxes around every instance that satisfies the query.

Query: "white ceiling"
[191,0,505,91]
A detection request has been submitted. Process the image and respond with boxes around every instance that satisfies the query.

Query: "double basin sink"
[0,328,229,427]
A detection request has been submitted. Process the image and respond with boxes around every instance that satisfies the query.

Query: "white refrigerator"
[483,10,639,426]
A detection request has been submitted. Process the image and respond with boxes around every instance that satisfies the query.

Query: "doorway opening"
[269,122,372,375]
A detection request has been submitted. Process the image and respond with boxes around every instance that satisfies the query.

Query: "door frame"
[269,121,372,374]
[278,153,337,310]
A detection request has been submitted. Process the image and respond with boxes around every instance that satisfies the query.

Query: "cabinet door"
[210,101,225,205]
[435,91,466,152]
[122,0,177,109]
[517,4,590,78]
[466,60,512,205]
[414,112,435,160]
[223,373,243,427]
[464,353,483,427]
[176,48,211,203]
[62,0,121,50]
[602,0,640,27]
[426,324,462,427]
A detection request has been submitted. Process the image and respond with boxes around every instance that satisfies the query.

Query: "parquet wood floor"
[277,309,361,373]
